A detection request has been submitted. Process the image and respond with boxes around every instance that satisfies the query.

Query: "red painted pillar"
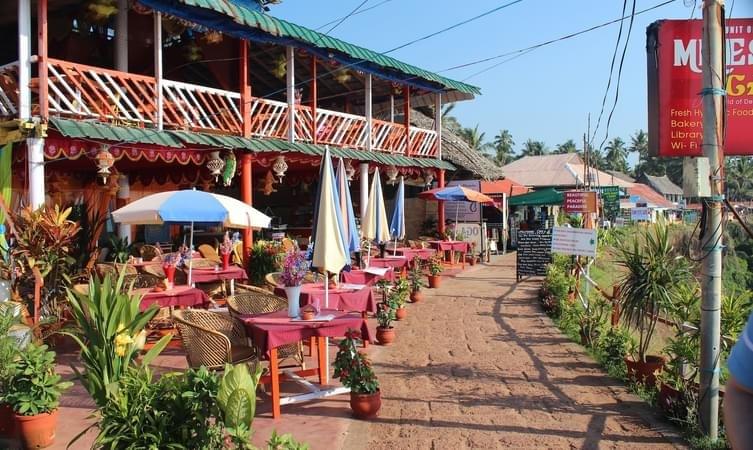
[240,40,251,137]
[37,0,48,119]
[241,153,253,262]
[404,85,411,156]
[437,169,445,235]
[311,56,317,144]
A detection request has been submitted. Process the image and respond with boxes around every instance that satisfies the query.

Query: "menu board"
[516,229,552,281]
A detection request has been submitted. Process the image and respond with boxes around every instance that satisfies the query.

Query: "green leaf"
[224,389,253,428]
[142,335,171,367]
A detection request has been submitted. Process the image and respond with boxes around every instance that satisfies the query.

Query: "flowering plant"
[333,329,379,394]
[279,250,310,287]
[162,253,181,268]
[219,232,233,256]
[428,254,444,276]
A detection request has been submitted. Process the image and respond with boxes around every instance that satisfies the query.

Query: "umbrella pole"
[188,221,194,286]
[324,271,330,383]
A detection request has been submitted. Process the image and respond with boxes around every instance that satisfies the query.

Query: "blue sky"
[271,0,752,164]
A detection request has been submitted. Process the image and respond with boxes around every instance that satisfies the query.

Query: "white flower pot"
[284,285,302,318]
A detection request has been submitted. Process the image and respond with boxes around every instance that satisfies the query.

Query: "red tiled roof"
[626,184,675,208]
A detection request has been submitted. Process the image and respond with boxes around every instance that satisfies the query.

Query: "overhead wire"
[314,0,392,31]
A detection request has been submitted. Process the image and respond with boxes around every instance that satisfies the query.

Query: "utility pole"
[699,0,725,440]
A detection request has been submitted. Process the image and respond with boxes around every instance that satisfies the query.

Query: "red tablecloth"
[241,309,372,355]
[341,268,395,285]
[429,240,470,252]
[365,256,408,269]
[134,286,209,311]
[394,247,437,261]
[190,265,248,283]
[274,283,377,313]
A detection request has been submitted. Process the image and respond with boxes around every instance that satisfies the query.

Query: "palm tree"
[460,124,492,154]
[520,139,548,157]
[493,129,515,165]
[603,137,628,173]
[727,158,753,201]
[554,139,578,154]
[441,104,462,131]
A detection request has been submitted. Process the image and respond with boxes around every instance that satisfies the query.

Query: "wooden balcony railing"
[0,59,438,157]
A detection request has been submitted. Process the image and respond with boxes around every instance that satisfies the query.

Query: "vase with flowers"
[220,232,233,270]
[334,329,381,419]
[280,251,310,318]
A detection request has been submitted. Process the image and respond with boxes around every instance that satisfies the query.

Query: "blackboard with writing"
[516,229,552,281]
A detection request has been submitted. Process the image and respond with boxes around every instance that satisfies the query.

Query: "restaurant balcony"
[0,57,439,158]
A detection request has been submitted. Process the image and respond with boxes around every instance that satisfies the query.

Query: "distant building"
[499,154,632,189]
[637,174,684,205]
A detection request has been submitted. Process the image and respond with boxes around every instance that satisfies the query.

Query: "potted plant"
[334,329,380,419]
[375,300,396,345]
[4,342,73,449]
[408,258,426,302]
[391,278,410,321]
[280,251,310,318]
[0,304,21,440]
[616,219,691,386]
[219,232,233,270]
[427,254,444,289]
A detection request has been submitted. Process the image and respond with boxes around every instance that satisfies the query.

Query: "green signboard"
[598,186,621,220]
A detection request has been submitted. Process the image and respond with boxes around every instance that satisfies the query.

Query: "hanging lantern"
[95,146,115,184]
[344,160,356,181]
[385,165,399,184]
[272,155,288,182]
[206,151,225,182]
[423,168,435,187]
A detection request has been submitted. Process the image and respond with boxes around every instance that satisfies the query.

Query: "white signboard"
[456,223,484,255]
[551,226,598,258]
[631,207,651,222]
[445,180,481,222]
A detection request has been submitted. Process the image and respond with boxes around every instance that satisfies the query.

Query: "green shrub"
[597,327,634,371]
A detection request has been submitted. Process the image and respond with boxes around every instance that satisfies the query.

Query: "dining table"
[274,282,377,314]
[364,255,409,270]
[393,247,437,262]
[341,267,395,286]
[133,285,209,311]
[240,309,372,418]
[428,240,470,269]
[190,265,248,295]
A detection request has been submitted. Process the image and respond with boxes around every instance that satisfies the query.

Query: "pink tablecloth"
[274,283,377,313]
[190,266,248,283]
[429,240,470,252]
[365,256,408,270]
[241,309,372,355]
[134,286,209,311]
[341,268,395,286]
[394,247,437,261]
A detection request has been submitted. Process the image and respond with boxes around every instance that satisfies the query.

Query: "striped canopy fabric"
[419,185,497,206]
[111,189,271,228]
[362,168,391,243]
[310,148,349,275]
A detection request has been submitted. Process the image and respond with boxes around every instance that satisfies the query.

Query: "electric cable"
[314,0,392,31]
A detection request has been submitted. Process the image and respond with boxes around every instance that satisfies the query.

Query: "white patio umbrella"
[361,168,391,265]
[111,189,271,284]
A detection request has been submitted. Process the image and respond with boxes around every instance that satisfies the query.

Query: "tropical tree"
[460,124,492,154]
[520,139,548,157]
[492,129,515,165]
[603,137,629,173]
[441,104,462,131]
[554,139,578,154]
[727,157,753,201]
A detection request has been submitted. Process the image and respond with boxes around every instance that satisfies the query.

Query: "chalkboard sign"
[516,229,552,281]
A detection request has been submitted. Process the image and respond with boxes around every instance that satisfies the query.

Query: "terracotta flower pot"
[350,390,381,419]
[376,326,395,345]
[625,355,665,386]
[428,275,441,289]
[0,403,17,440]
[658,383,682,413]
[410,289,422,303]
[15,410,58,449]
[395,307,407,321]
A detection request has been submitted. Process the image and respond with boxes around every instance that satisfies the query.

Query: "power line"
[590,0,629,147]
[317,0,371,38]
[383,0,526,54]
[314,0,393,31]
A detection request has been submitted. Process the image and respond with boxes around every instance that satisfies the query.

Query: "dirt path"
[345,253,685,449]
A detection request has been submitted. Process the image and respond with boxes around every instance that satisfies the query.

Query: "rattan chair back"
[140,244,162,262]
[173,309,253,370]
[198,244,221,263]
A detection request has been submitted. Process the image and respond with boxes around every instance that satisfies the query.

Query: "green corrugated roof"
[147,0,479,96]
[48,118,454,170]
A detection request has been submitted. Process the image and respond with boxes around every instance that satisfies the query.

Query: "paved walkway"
[344,253,685,449]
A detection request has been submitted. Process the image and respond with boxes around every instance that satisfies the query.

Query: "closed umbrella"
[389,176,405,255]
[335,158,360,255]
[112,189,271,284]
[361,168,391,264]
[309,146,349,381]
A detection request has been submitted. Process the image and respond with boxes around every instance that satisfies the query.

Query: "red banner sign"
[564,191,597,214]
[647,19,753,156]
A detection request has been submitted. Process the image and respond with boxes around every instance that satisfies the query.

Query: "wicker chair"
[140,244,162,262]
[173,309,257,371]
[264,272,281,290]
[198,244,221,263]
[226,289,305,368]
